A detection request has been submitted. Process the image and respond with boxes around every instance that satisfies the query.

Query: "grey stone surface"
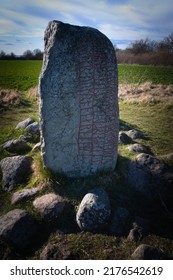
[126,129,142,140]
[0,155,33,191]
[109,207,130,236]
[128,143,150,154]
[118,132,133,145]
[39,20,119,177]
[25,122,40,135]
[0,209,38,248]
[33,193,65,221]
[131,244,166,260]
[127,217,150,242]
[128,153,173,199]
[40,243,76,260]
[15,117,34,130]
[3,139,31,154]
[76,187,111,232]
[162,152,173,161]
[11,187,39,204]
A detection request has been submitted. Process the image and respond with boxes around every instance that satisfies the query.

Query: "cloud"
[0,0,173,54]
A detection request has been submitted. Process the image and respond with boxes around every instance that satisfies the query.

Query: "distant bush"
[116,32,173,66]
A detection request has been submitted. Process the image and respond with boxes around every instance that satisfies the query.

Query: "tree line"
[0,32,173,66]
[116,32,173,66]
[0,49,43,60]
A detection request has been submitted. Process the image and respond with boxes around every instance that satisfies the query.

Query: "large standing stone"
[39,20,119,177]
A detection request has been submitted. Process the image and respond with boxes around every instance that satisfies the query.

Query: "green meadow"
[0,60,173,91]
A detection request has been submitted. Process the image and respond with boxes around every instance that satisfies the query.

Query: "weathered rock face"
[33,193,65,221]
[0,209,39,248]
[3,139,31,154]
[128,153,173,200]
[0,155,33,191]
[76,187,111,232]
[39,20,119,177]
[11,187,39,205]
[131,244,166,260]
[15,117,34,130]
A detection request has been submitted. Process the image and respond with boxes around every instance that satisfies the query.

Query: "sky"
[0,0,173,55]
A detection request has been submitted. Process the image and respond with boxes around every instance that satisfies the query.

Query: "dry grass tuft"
[0,88,20,110]
[119,82,173,104]
[27,87,39,100]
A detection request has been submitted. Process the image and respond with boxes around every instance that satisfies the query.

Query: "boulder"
[33,193,65,221]
[126,129,142,140]
[15,117,34,130]
[109,207,130,236]
[3,139,31,154]
[25,122,40,135]
[11,187,39,205]
[19,134,38,144]
[128,143,150,154]
[40,243,76,260]
[127,216,150,242]
[0,209,39,248]
[76,187,111,232]
[0,155,33,191]
[131,244,166,260]
[118,132,133,145]
[128,153,173,199]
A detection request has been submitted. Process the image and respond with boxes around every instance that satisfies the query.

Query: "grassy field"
[0,60,173,91]
[0,61,173,260]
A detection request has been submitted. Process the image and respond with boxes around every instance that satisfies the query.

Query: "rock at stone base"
[118,132,133,145]
[131,244,167,260]
[128,143,150,154]
[19,133,39,144]
[40,243,76,260]
[11,187,39,205]
[0,209,39,248]
[33,193,65,221]
[108,207,130,236]
[162,152,173,162]
[3,139,31,154]
[0,155,33,191]
[76,187,111,232]
[127,217,150,242]
[25,122,40,135]
[15,117,35,130]
[128,153,173,200]
[126,129,142,140]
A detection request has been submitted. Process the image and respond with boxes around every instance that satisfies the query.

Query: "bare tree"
[163,32,173,53]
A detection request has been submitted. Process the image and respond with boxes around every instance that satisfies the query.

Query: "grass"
[0,61,173,259]
[0,61,173,91]
[0,60,42,91]
[118,64,173,85]
[119,101,173,157]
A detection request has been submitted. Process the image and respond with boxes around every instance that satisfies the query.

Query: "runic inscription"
[39,21,119,177]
